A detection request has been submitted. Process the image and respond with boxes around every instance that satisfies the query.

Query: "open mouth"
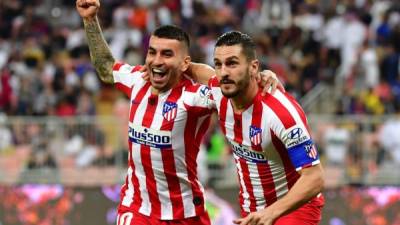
[151,68,168,81]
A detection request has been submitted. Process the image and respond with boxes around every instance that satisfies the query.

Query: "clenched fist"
[76,0,100,19]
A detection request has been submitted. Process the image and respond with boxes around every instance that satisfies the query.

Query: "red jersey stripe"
[251,95,278,206]
[285,93,310,134]
[160,87,185,219]
[233,114,257,212]
[219,97,228,135]
[131,65,142,73]
[129,83,151,122]
[184,84,201,93]
[115,83,133,98]
[239,160,257,212]
[184,104,213,117]
[262,94,296,129]
[270,131,299,190]
[233,113,243,144]
[141,95,161,218]
[128,141,143,208]
[184,113,205,216]
[208,76,219,87]
[235,158,245,210]
[256,162,278,206]
[250,95,263,152]
[113,62,124,71]
[195,116,211,146]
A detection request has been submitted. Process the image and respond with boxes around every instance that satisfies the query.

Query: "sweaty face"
[214,45,254,98]
[145,36,189,93]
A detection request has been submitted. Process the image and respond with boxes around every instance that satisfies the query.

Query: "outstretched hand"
[256,70,285,96]
[76,0,100,19]
[233,208,276,225]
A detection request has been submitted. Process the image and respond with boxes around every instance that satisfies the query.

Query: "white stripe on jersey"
[132,88,152,215]
[113,64,142,88]
[223,101,235,143]
[240,105,264,211]
[166,90,197,218]
[272,91,310,138]
[261,105,290,200]
[176,171,196,218]
[121,167,134,206]
[132,145,151,215]
[150,149,172,218]
[234,156,251,212]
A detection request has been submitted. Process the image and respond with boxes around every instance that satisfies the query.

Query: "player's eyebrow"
[225,56,240,61]
[214,56,240,62]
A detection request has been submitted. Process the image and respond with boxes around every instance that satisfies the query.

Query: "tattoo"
[84,17,115,84]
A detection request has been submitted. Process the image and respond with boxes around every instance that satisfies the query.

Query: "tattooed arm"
[76,0,114,84]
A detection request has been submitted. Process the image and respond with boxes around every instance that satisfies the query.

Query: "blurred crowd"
[2,0,400,115]
[1,0,400,185]
[2,0,400,116]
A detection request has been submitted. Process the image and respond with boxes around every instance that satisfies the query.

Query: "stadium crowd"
[2,0,400,116]
[1,0,400,185]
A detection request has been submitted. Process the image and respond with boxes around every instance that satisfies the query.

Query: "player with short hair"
[214,31,324,225]
[76,1,282,224]
[192,31,325,225]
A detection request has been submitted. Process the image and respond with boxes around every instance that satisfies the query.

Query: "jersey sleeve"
[183,84,216,116]
[265,90,320,171]
[112,62,143,97]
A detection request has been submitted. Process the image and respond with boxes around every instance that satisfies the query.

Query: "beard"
[220,85,240,98]
[220,70,251,98]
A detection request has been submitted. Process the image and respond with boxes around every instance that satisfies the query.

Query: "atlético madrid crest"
[305,143,318,159]
[163,101,178,121]
[249,125,262,145]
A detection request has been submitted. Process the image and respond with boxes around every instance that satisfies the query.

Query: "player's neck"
[231,80,258,113]
[151,74,183,95]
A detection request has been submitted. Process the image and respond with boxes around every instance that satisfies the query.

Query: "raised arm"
[76,0,114,84]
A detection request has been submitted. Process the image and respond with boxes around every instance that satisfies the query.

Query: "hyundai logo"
[287,128,303,140]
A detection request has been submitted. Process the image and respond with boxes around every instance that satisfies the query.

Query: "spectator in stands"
[0,113,12,152]
[379,105,400,165]
[26,145,57,170]
[323,123,351,166]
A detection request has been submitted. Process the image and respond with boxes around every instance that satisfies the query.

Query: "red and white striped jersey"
[208,77,321,214]
[113,62,214,220]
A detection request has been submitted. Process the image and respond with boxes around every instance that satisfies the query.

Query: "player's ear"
[249,59,259,77]
[181,55,191,72]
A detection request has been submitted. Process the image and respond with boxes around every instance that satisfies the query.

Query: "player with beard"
[192,31,325,225]
[76,1,282,224]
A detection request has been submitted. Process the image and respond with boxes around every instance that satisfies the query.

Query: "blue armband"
[287,139,319,170]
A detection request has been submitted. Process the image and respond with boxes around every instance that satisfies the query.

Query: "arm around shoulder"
[188,62,215,85]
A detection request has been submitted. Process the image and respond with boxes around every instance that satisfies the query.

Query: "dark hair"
[153,25,190,49]
[215,31,256,61]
